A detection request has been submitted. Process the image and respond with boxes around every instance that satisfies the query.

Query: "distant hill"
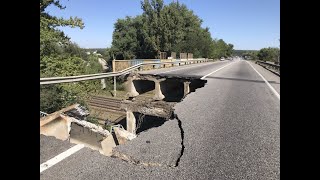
[233,50,258,56]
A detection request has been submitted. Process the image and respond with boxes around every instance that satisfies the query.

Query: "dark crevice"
[112,132,119,146]
[135,114,167,134]
[173,114,185,167]
[205,76,280,84]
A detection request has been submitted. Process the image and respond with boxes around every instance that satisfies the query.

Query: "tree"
[40,0,104,113]
[110,0,230,59]
[257,47,280,62]
[226,43,234,57]
[40,0,84,58]
[111,16,140,59]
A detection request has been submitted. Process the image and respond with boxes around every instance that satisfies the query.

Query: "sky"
[46,0,280,50]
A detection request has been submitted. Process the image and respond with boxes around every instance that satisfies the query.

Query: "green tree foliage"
[40,0,84,57]
[210,39,234,59]
[40,0,104,113]
[242,50,258,60]
[110,0,233,59]
[257,47,280,62]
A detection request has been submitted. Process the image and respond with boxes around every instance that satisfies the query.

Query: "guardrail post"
[113,76,116,97]
[101,79,106,89]
[112,59,116,96]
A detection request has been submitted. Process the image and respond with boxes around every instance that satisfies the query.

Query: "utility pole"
[112,54,116,97]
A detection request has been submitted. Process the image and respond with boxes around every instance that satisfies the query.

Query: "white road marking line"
[246,61,280,100]
[40,144,84,173]
[200,62,235,79]
[154,62,215,74]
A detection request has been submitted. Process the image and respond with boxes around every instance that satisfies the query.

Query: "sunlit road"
[41,59,280,180]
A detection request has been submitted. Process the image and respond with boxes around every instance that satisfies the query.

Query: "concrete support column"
[126,110,136,134]
[125,76,139,97]
[183,81,191,97]
[153,79,166,100]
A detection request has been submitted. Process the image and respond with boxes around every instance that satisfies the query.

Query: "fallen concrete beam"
[40,114,72,141]
[40,105,117,156]
[67,116,110,136]
[40,104,78,127]
[121,100,174,119]
[114,127,137,145]
[100,134,117,156]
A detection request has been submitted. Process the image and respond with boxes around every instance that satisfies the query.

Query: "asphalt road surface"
[40,59,280,180]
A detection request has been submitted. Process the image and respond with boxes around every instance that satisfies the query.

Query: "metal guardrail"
[255,60,280,75]
[40,59,212,85]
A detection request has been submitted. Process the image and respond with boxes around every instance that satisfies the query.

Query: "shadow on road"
[206,76,279,84]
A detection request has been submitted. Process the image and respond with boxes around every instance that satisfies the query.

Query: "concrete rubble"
[40,104,125,156]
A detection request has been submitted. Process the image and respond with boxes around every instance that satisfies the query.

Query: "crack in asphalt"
[111,150,170,168]
[174,114,185,167]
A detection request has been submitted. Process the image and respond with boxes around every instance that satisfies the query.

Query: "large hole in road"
[127,73,207,102]
[116,113,167,135]
[41,73,207,166]
[133,80,155,94]
[160,77,207,102]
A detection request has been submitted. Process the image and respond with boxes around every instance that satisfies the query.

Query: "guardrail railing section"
[255,60,280,75]
[40,58,213,85]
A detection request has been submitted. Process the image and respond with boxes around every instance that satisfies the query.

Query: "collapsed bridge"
[40,72,207,158]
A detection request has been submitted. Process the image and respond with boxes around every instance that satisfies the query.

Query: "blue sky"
[46,0,279,50]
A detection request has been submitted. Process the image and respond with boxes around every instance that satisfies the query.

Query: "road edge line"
[40,144,85,173]
[246,61,280,100]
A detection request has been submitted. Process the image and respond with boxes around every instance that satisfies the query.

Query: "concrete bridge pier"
[183,81,191,97]
[125,76,139,97]
[153,78,166,100]
[126,110,136,134]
